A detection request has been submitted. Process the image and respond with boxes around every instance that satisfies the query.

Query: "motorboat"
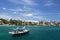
[9,26,29,35]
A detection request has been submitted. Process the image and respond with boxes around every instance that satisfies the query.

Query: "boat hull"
[9,29,29,35]
[13,31,29,36]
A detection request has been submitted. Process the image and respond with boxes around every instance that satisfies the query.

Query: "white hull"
[9,29,29,35]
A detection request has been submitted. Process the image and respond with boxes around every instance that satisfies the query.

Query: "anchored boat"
[9,26,29,35]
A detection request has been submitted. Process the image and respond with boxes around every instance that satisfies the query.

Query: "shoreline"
[0,25,60,27]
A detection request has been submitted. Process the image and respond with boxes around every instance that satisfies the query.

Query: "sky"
[0,0,60,22]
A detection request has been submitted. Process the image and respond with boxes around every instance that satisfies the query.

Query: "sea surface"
[0,26,60,40]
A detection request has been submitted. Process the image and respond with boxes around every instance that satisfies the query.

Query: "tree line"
[0,18,60,26]
[0,18,37,26]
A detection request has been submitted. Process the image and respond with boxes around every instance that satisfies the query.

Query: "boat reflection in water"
[9,26,29,36]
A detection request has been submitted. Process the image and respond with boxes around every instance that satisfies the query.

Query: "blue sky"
[0,0,60,22]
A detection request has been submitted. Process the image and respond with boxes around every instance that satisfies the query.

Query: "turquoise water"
[0,26,60,40]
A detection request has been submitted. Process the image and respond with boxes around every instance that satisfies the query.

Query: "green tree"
[9,19,17,25]
[0,18,9,24]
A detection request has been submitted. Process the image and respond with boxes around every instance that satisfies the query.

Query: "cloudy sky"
[0,0,60,21]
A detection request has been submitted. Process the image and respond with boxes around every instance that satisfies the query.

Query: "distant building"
[43,21,51,26]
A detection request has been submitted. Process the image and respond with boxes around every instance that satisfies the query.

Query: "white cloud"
[14,17,22,20]
[13,12,17,14]
[7,7,36,14]
[45,3,54,6]
[32,16,45,21]
[1,7,49,21]
[23,13,33,17]
[22,0,37,5]
[9,0,37,5]
[44,0,55,6]
[2,8,6,10]
[8,9,24,12]
[0,14,22,20]
[15,7,46,20]
[8,8,31,13]
[0,14,12,19]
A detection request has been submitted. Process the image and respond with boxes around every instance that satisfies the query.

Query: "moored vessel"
[9,26,29,35]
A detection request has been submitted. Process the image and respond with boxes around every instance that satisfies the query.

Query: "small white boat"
[9,26,29,35]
